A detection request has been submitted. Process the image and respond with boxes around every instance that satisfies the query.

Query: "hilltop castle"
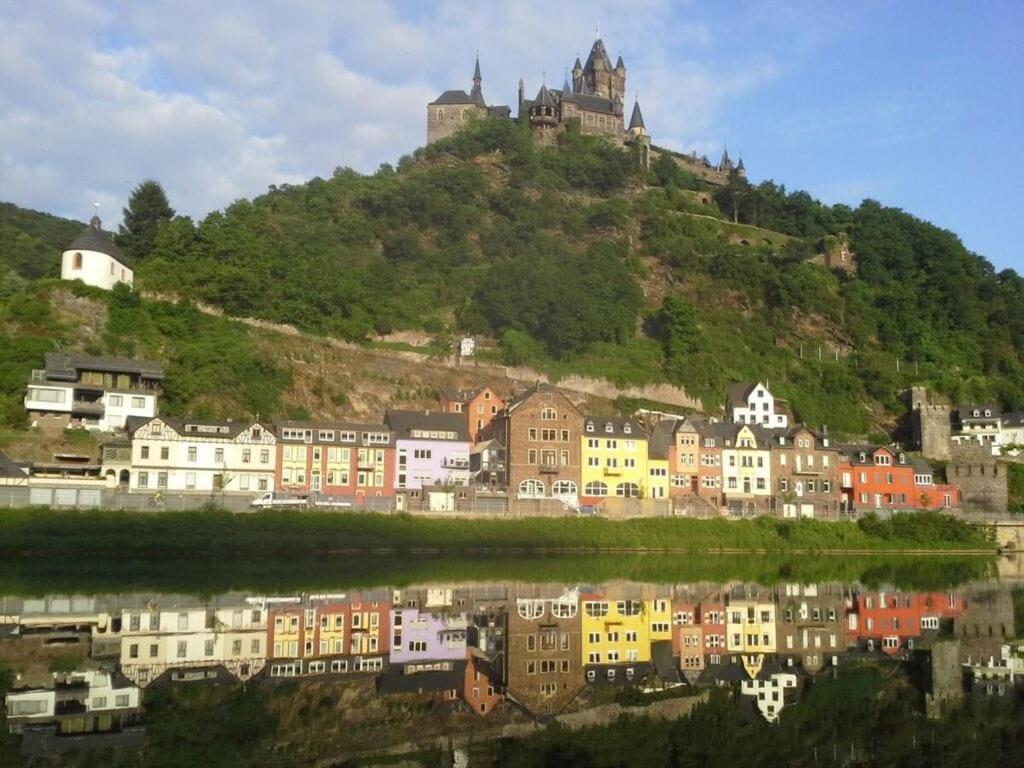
[427,38,746,183]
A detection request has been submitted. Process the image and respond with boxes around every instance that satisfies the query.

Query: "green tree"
[118,179,175,260]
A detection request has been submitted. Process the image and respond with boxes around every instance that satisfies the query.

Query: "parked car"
[309,493,352,509]
[576,505,600,516]
[250,492,308,508]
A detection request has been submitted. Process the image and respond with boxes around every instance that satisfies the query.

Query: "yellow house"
[581,595,652,665]
[581,418,650,500]
[726,591,778,678]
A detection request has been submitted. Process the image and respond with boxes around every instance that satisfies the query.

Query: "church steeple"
[470,54,485,106]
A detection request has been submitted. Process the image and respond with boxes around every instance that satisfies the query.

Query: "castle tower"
[613,55,627,105]
[627,98,650,169]
[581,38,615,99]
[719,146,734,172]
[911,386,952,461]
[528,84,559,144]
[736,153,746,178]
[571,57,584,93]
[627,98,646,137]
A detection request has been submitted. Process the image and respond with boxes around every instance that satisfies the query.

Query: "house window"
[157,472,168,489]
[215,448,224,463]
[188,446,197,462]
[541,408,556,420]
[185,472,196,489]
[132,396,145,408]
[160,447,169,460]
[72,252,83,269]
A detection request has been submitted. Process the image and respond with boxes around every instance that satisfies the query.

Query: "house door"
[691,476,698,493]
[874,493,882,508]
[311,471,321,492]
[743,479,751,494]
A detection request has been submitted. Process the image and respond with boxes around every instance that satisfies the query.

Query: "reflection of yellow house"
[726,597,777,678]
[581,597,652,664]
[648,598,672,642]
[581,418,649,500]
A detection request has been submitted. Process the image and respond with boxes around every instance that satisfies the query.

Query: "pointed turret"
[562,79,576,103]
[628,99,645,134]
[615,55,626,72]
[719,145,733,172]
[736,153,746,175]
[469,55,485,106]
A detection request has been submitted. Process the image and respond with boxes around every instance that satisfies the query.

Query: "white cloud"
[0,0,824,226]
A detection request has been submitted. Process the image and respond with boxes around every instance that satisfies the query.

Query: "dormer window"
[605,424,613,434]
[898,454,906,464]
[623,424,632,434]
[973,409,980,417]
[859,452,866,462]
[586,422,594,433]
[984,409,991,417]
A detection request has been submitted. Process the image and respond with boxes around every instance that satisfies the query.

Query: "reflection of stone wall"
[925,639,963,719]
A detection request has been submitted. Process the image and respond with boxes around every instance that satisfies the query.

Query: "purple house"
[385,410,471,490]
[389,608,469,663]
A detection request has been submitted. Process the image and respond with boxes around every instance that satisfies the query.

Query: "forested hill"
[0,202,82,280]
[5,120,1024,436]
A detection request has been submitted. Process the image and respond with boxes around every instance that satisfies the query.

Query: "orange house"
[274,421,396,504]
[839,446,961,511]
[440,386,504,443]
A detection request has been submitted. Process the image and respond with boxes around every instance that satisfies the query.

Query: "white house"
[24,352,162,432]
[726,382,788,428]
[60,215,133,291]
[126,416,276,494]
[117,605,267,686]
[4,670,141,734]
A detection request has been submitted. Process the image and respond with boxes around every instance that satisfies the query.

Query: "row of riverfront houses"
[18,353,972,515]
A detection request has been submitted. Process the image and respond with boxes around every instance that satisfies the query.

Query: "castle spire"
[470,53,485,106]
[628,98,645,132]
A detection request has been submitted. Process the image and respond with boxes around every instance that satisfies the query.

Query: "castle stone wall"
[948,445,1008,512]
[426,104,488,145]
[911,386,952,460]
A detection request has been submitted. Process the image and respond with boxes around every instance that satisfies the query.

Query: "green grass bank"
[0,508,994,558]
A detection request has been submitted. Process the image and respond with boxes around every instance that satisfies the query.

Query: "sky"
[1,1,1021,271]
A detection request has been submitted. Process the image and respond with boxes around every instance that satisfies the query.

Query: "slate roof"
[651,641,682,685]
[0,452,29,479]
[44,352,164,381]
[275,420,394,446]
[647,420,676,460]
[533,84,557,108]
[429,89,476,105]
[837,444,907,466]
[127,416,268,439]
[385,410,469,442]
[956,405,1001,423]
[582,416,642,439]
[725,382,758,410]
[505,382,564,413]
[909,457,934,477]
[66,216,129,265]
[628,100,645,130]
[582,38,614,77]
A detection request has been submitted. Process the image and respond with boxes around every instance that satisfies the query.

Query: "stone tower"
[911,386,952,461]
[580,39,625,108]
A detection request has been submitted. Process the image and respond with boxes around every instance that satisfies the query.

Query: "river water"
[0,558,1021,766]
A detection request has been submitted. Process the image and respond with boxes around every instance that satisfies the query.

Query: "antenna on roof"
[595,23,600,39]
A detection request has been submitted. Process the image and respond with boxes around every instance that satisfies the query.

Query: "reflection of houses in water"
[740,670,799,722]
[846,590,965,657]
[505,585,584,717]
[4,669,144,756]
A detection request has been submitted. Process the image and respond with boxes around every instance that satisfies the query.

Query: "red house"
[839,446,960,511]
[274,421,396,504]
[440,386,505,444]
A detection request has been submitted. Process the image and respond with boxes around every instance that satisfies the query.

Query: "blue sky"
[1,1,1020,270]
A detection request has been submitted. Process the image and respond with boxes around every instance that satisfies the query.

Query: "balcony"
[442,457,470,469]
[792,465,823,476]
[539,463,559,474]
[603,466,622,477]
[71,400,105,416]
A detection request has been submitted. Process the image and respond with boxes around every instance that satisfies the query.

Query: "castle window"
[437,108,445,119]
[73,252,82,269]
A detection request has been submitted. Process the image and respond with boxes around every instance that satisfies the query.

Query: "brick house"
[839,445,930,511]
[275,421,395,503]
[440,386,505,444]
[768,425,841,518]
[666,415,723,506]
[491,384,583,502]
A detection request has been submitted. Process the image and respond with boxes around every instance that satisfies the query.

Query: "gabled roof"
[385,410,469,442]
[628,100,645,130]
[956,404,1001,422]
[66,216,129,266]
[725,382,759,409]
[429,89,476,106]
